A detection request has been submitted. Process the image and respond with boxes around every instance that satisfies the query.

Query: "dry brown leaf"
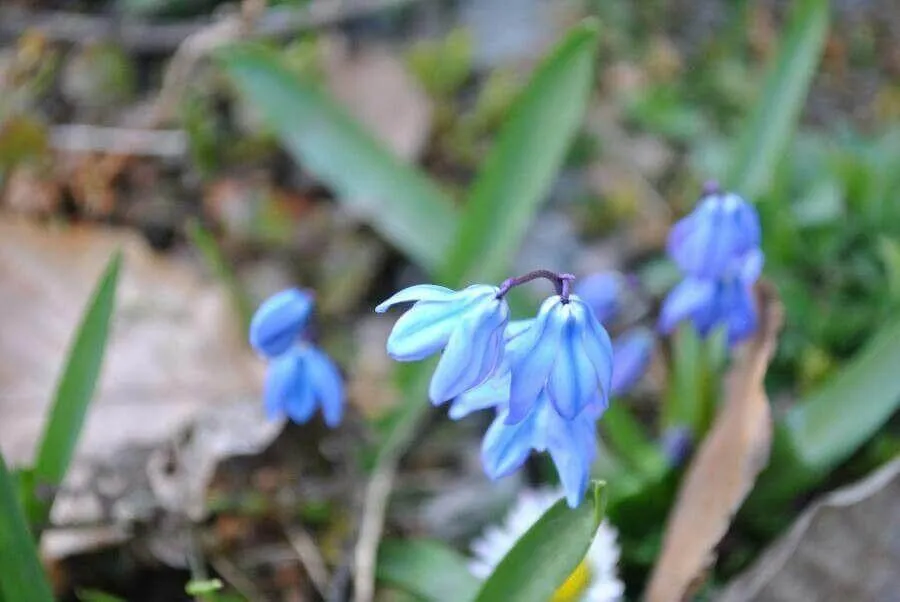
[715,457,900,602]
[645,283,784,602]
[0,218,276,557]
[322,36,433,161]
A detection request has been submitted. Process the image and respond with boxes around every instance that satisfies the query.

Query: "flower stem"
[497,270,576,302]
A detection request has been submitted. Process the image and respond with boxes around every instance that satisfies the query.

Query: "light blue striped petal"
[571,298,614,403]
[448,371,510,419]
[374,284,456,313]
[249,288,314,358]
[611,328,654,396]
[428,300,508,404]
[385,300,466,361]
[481,407,537,479]
[547,305,599,419]
[545,409,595,508]
[658,278,715,334]
[304,346,345,427]
[506,296,564,425]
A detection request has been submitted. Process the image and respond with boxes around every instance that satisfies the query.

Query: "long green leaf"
[724,0,829,199]
[32,252,121,526]
[377,539,480,602]
[750,313,900,508]
[443,21,600,284]
[0,452,55,602]
[218,46,457,273]
[474,482,607,602]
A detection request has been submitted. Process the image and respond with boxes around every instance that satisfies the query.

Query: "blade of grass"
[473,482,607,602]
[31,252,121,529]
[376,539,480,602]
[0,451,55,602]
[442,20,600,284]
[724,0,829,199]
[218,46,458,273]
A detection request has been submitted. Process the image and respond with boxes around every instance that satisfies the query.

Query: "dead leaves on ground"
[645,283,784,602]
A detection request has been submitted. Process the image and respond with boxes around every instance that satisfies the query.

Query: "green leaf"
[750,313,900,509]
[32,252,121,527]
[0,452,55,602]
[443,20,600,284]
[218,46,457,273]
[724,0,829,199]
[473,481,607,602]
[185,579,224,595]
[377,539,479,602]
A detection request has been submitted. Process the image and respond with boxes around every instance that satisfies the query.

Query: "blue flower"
[502,295,613,424]
[481,391,598,508]
[376,284,510,404]
[611,328,654,396]
[659,249,763,345]
[574,273,622,324]
[668,191,760,279]
[249,288,314,358]
[264,344,344,427]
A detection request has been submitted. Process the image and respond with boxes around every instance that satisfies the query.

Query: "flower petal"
[263,352,302,419]
[506,296,564,425]
[658,278,715,334]
[429,299,508,404]
[547,305,599,419]
[249,288,313,358]
[571,298,614,403]
[448,371,511,419]
[725,283,758,345]
[482,408,537,479]
[304,346,345,427]
[545,410,596,508]
[611,328,654,396]
[385,299,466,361]
[374,284,456,313]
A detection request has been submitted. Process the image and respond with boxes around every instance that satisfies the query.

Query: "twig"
[0,0,426,52]
[283,522,331,597]
[50,124,186,157]
[209,554,272,602]
[353,402,431,602]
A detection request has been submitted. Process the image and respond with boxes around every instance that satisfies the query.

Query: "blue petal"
[374,284,456,313]
[448,371,510,419]
[574,273,621,324]
[724,283,758,345]
[547,304,598,419]
[428,298,508,404]
[571,298,614,404]
[545,410,596,508]
[725,192,761,251]
[738,248,764,285]
[481,407,537,479]
[249,289,313,358]
[385,299,467,361]
[304,346,345,427]
[658,278,715,334]
[611,328,654,396]
[263,352,302,419]
[506,297,564,424]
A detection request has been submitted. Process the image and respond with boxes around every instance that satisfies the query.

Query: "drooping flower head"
[574,272,623,324]
[667,182,761,279]
[469,488,624,601]
[375,284,510,404]
[249,288,345,426]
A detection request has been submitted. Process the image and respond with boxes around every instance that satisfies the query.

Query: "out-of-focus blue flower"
[264,344,344,427]
[481,391,598,508]
[660,426,693,468]
[659,248,762,345]
[503,295,613,424]
[668,191,760,279]
[249,288,314,358]
[574,273,622,324]
[376,284,510,405]
[611,328,654,396]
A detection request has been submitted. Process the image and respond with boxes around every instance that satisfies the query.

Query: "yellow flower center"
[551,560,591,602]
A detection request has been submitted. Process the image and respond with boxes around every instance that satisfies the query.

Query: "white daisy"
[469,488,624,602]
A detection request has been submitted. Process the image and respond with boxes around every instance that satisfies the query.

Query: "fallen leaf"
[0,218,271,556]
[645,283,783,602]
[716,457,900,602]
[322,36,433,161]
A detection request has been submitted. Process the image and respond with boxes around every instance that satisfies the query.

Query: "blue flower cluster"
[659,184,764,346]
[376,270,652,507]
[249,289,345,427]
